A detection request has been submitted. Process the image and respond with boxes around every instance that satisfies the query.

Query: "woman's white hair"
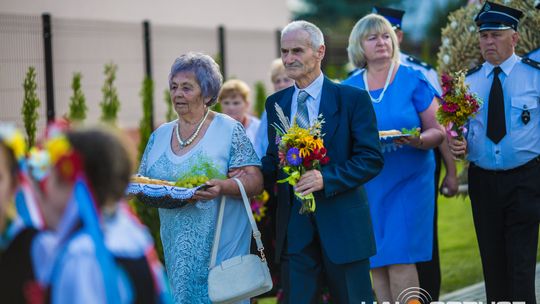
[347,14,401,68]
[281,20,325,50]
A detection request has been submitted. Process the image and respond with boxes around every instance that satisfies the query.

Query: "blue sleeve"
[254,111,268,159]
[412,70,439,113]
[137,133,155,176]
[229,122,261,169]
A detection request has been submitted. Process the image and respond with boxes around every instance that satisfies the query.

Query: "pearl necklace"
[363,60,395,103]
[175,109,210,147]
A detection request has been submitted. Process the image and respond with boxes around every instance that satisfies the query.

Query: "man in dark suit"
[261,20,384,303]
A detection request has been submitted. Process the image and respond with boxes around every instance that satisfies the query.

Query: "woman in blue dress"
[138,52,263,303]
[342,14,444,303]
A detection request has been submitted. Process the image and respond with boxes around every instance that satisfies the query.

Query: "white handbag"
[208,177,273,304]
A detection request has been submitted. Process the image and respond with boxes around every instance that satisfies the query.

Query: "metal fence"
[0,13,280,131]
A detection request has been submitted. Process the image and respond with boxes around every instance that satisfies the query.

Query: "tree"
[164,88,175,122]
[253,81,266,118]
[67,72,87,123]
[100,63,120,124]
[294,0,401,32]
[138,76,153,159]
[21,66,40,149]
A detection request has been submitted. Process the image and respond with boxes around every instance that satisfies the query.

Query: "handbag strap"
[209,177,266,268]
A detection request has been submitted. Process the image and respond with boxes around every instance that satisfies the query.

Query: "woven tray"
[127,182,205,209]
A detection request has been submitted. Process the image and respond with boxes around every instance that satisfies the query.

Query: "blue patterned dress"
[138,113,260,303]
[343,65,437,268]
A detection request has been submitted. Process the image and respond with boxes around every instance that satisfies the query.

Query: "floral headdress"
[0,123,26,163]
[0,123,45,230]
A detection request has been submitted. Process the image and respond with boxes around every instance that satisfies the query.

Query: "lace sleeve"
[229,122,261,169]
[138,133,155,176]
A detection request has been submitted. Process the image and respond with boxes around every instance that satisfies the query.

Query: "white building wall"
[0,0,290,130]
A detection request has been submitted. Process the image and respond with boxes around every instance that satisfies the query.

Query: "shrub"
[100,63,120,124]
[67,72,87,123]
[21,66,40,149]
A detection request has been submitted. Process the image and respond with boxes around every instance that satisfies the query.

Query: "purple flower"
[275,135,281,145]
[286,147,303,166]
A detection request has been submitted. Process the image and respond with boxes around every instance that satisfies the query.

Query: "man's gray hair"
[169,52,223,106]
[281,20,325,50]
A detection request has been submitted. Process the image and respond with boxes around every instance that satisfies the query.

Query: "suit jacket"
[261,76,384,265]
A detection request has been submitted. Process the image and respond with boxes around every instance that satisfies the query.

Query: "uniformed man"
[524,0,540,61]
[373,6,458,301]
[449,2,540,303]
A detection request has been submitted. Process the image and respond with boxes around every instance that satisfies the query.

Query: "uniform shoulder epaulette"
[466,64,482,76]
[406,55,433,70]
[522,57,540,70]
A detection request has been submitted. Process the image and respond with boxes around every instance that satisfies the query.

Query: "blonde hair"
[218,79,251,104]
[347,14,401,68]
[270,58,286,83]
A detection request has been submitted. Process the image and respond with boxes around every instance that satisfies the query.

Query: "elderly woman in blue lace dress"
[138,52,263,303]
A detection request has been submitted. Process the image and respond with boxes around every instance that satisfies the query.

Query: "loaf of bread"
[378,129,402,137]
[131,175,176,186]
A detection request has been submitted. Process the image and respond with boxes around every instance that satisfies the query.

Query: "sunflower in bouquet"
[272,104,329,214]
[437,70,483,140]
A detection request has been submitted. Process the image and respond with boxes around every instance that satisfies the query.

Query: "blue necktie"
[295,90,310,128]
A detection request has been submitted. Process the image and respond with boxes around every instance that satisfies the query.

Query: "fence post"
[218,25,226,79]
[275,29,281,58]
[143,20,153,128]
[42,13,55,123]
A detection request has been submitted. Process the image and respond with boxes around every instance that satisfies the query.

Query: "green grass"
[438,165,540,295]
[438,193,483,294]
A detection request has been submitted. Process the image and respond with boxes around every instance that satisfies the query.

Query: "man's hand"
[295,169,324,196]
[448,137,467,160]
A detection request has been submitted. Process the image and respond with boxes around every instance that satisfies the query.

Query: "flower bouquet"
[272,104,329,214]
[251,190,269,222]
[437,71,482,141]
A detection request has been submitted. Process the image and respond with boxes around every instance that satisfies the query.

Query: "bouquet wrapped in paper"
[437,71,483,140]
[272,104,329,214]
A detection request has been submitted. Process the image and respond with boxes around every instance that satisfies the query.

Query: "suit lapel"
[277,87,294,121]
[319,77,339,142]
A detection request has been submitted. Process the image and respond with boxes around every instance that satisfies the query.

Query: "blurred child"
[0,123,41,303]
[30,127,170,303]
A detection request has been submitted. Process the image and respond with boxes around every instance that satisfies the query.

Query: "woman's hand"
[440,172,459,197]
[192,179,224,201]
[393,135,422,148]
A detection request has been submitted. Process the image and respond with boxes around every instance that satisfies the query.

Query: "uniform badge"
[522,108,530,125]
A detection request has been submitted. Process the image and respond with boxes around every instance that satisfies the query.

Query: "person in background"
[524,1,540,61]
[218,79,261,145]
[254,59,294,159]
[448,2,540,303]
[262,20,383,303]
[373,6,459,300]
[343,14,445,303]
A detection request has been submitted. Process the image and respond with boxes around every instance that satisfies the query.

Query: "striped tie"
[295,90,310,128]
